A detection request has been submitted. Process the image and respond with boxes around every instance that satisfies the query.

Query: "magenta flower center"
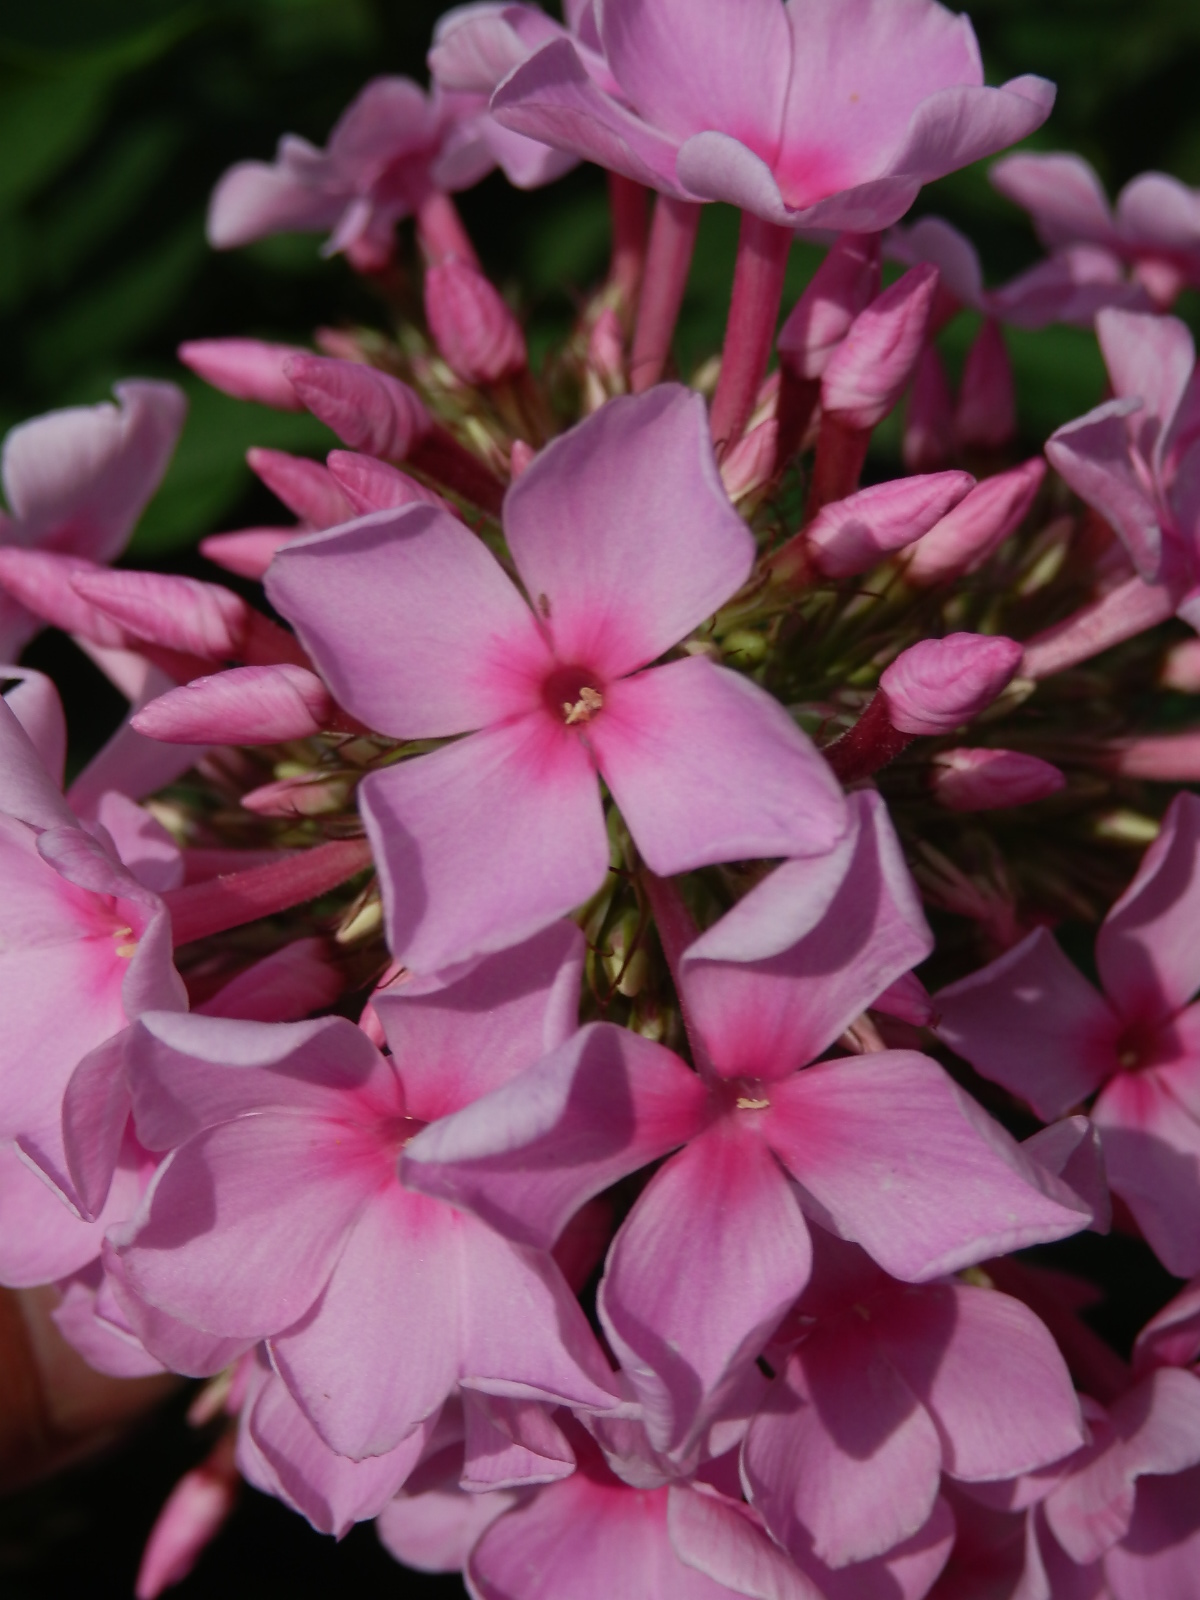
[542,664,606,727]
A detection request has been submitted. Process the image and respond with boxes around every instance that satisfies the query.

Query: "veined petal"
[1093,1071,1200,1277]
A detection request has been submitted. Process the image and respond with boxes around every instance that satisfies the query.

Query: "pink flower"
[114,926,622,1465]
[937,791,1200,1276]
[490,0,1054,231]
[267,386,845,976]
[992,151,1200,308]
[405,792,1090,1458]
[0,381,186,657]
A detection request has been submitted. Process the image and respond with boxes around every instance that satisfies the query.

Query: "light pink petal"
[821,265,939,430]
[0,694,77,830]
[0,1142,134,1287]
[1023,1116,1111,1233]
[207,155,344,249]
[889,215,985,308]
[267,504,549,739]
[116,1112,378,1338]
[61,1031,132,1220]
[1046,398,1162,581]
[461,1393,575,1492]
[806,471,976,579]
[991,244,1147,331]
[1134,1273,1200,1375]
[1096,309,1195,456]
[127,1010,396,1150]
[51,1264,166,1378]
[491,38,688,195]
[1,667,66,785]
[2,380,186,564]
[360,714,608,976]
[1102,1461,1200,1600]
[1117,171,1200,253]
[744,1328,941,1568]
[377,1482,520,1572]
[599,1127,812,1454]
[270,1186,461,1458]
[668,1485,826,1600]
[768,1050,1090,1280]
[1096,791,1200,1028]
[472,111,581,189]
[879,1284,1085,1483]
[198,939,344,1024]
[403,1022,707,1250]
[680,789,931,1078]
[503,387,753,679]
[935,928,1119,1120]
[1092,1071,1200,1277]
[376,920,584,1121]
[591,657,845,875]
[990,151,1115,248]
[430,5,556,95]
[99,1240,253,1377]
[246,1367,430,1536]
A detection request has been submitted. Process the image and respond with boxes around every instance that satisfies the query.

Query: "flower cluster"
[5,1,1200,1596]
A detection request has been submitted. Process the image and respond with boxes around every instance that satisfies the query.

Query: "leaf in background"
[0,72,113,212]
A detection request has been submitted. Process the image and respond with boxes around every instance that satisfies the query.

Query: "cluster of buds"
[5,2,1200,1596]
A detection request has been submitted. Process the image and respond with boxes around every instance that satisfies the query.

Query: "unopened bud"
[241,770,350,817]
[424,258,527,385]
[804,471,975,579]
[199,938,344,1021]
[325,450,446,514]
[905,458,1047,585]
[955,319,1016,450]
[199,527,298,580]
[283,354,432,461]
[178,339,308,412]
[778,233,882,381]
[1162,639,1200,692]
[720,418,778,500]
[903,345,955,472]
[246,447,354,528]
[132,665,336,745]
[931,747,1066,811]
[511,439,536,478]
[135,1436,239,1600]
[588,308,625,385]
[880,634,1024,736]
[821,263,939,430]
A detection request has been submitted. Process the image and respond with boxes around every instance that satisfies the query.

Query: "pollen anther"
[562,685,604,725]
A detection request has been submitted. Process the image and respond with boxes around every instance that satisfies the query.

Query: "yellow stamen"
[562,685,604,725]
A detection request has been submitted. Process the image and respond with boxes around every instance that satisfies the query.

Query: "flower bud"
[177,339,308,411]
[199,527,298,580]
[588,307,625,385]
[424,258,527,385]
[903,345,955,471]
[511,439,536,478]
[325,450,446,514]
[0,548,130,648]
[820,263,939,429]
[283,354,432,461]
[1162,639,1200,692]
[246,447,354,528]
[197,938,345,1022]
[135,1437,239,1600]
[805,471,975,579]
[132,665,336,745]
[719,418,778,500]
[955,319,1017,450]
[241,770,350,817]
[904,459,1047,585]
[932,747,1066,811]
[880,633,1024,735]
[778,233,882,381]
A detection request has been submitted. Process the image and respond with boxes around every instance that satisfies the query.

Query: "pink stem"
[806,413,870,516]
[630,196,701,394]
[607,173,650,320]
[821,693,912,784]
[1021,574,1179,680]
[416,191,480,270]
[164,838,374,947]
[709,214,793,456]
[1094,731,1200,781]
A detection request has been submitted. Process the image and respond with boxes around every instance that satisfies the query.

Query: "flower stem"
[630,196,701,394]
[607,174,650,326]
[710,214,793,456]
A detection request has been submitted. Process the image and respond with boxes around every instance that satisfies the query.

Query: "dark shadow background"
[1,0,1200,1593]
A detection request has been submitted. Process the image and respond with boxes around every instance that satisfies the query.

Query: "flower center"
[543,665,605,727]
[112,925,138,959]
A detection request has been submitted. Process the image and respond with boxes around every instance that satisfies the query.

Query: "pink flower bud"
[511,439,536,478]
[132,665,336,745]
[0,548,131,648]
[955,319,1017,450]
[805,470,975,579]
[778,233,882,381]
[1162,639,1200,692]
[197,937,345,1021]
[820,263,939,430]
[587,307,625,385]
[199,527,298,580]
[246,447,354,528]
[903,345,955,472]
[135,1439,238,1600]
[880,633,1024,735]
[1099,732,1200,781]
[325,449,446,514]
[241,770,350,817]
[873,970,935,1027]
[719,418,778,500]
[177,338,308,411]
[932,747,1066,811]
[283,354,432,461]
[424,258,527,385]
[904,458,1047,585]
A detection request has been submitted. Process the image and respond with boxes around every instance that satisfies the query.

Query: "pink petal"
[61,1032,132,1220]
[678,136,922,232]
[1,667,66,785]
[0,1141,134,1287]
[889,216,985,309]
[376,920,584,1121]
[591,657,845,874]
[282,355,431,459]
[599,1127,812,1454]
[99,1240,253,1377]
[990,152,1116,250]
[402,1022,708,1250]
[266,505,549,738]
[178,338,310,410]
[116,1112,379,1338]
[51,1264,166,1378]
[788,1496,956,1600]
[1096,791,1200,1028]
[377,1483,519,1574]
[1046,398,1162,581]
[1096,308,1195,456]
[270,1186,461,1458]
[767,1050,1090,1279]
[1117,172,1200,253]
[461,1393,575,1492]
[935,928,1119,1119]
[207,158,343,250]
[0,694,77,830]
[679,790,931,1078]
[886,78,1056,188]
[878,1284,1085,1483]
[1092,1070,1200,1276]
[744,1328,941,1568]
[503,387,754,679]
[667,1485,826,1600]
[805,471,976,579]
[1103,1462,1200,1600]
[904,457,1047,585]
[360,713,608,975]
[197,939,344,1024]
[1134,1274,1200,1375]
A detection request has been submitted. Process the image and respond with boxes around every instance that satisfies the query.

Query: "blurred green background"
[2,3,1200,1594]
[2,0,1199,561]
